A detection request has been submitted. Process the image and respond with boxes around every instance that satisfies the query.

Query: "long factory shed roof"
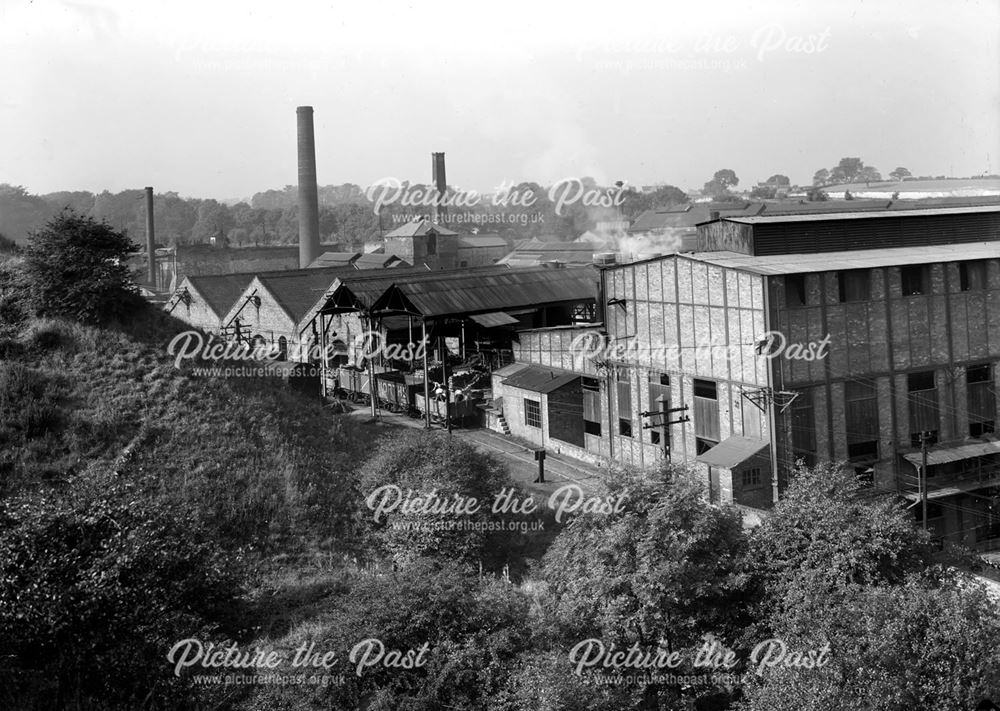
[367,265,597,319]
[683,241,1000,276]
[700,203,1000,226]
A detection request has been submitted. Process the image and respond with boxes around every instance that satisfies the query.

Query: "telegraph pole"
[920,431,931,532]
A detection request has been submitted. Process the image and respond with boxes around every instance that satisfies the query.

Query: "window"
[790,389,816,454]
[915,502,944,525]
[785,274,806,307]
[617,370,632,438]
[838,270,870,302]
[907,370,939,446]
[524,399,541,428]
[695,437,717,455]
[648,372,671,447]
[845,380,878,461]
[901,265,928,296]
[277,336,288,361]
[959,261,987,291]
[977,506,1000,542]
[967,364,996,437]
[908,371,935,391]
[742,467,762,488]
[582,377,601,437]
[847,440,878,459]
[693,378,720,442]
[459,260,468,268]
[694,379,717,399]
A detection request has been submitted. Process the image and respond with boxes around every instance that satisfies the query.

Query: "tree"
[740,463,999,710]
[619,185,688,221]
[538,468,752,707]
[703,169,740,201]
[358,430,534,570]
[833,157,864,183]
[764,174,790,186]
[243,559,535,711]
[0,184,55,245]
[190,199,234,245]
[812,169,830,186]
[747,463,933,604]
[889,166,912,182]
[737,577,1000,711]
[712,169,739,189]
[22,209,139,324]
[806,187,829,202]
[858,166,882,185]
[0,479,240,709]
[750,185,777,199]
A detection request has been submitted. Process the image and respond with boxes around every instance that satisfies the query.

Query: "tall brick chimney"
[144,186,156,288]
[431,152,447,225]
[297,106,321,268]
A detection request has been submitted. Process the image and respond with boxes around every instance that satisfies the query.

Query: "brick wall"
[167,282,224,333]
[772,257,1000,486]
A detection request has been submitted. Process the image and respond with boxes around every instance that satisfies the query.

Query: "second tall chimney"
[144,186,156,288]
[431,152,447,225]
[297,106,321,268]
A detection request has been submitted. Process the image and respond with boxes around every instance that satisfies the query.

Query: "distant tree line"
[0,179,695,251]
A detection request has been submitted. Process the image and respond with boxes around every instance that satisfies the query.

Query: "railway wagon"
[374,371,422,413]
[336,366,369,397]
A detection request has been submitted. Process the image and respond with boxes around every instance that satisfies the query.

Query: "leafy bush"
[358,430,534,569]
[0,478,242,710]
[240,559,534,711]
[22,209,140,325]
[537,468,752,708]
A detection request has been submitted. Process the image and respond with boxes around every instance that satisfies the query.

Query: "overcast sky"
[1,0,998,199]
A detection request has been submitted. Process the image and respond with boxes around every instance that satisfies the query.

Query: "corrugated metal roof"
[502,364,580,393]
[695,435,769,468]
[718,204,1000,225]
[323,264,516,313]
[630,203,764,232]
[354,253,407,269]
[493,362,530,378]
[497,240,612,266]
[759,200,892,215]
[458,235,509,249]
[370,265,596,318]
[469,311,519,328]
[184,273,254,317]
[309,251,360,268]
[889,196,1000,210]
[686,241,1000,275]
[384,218,459,238]
[901,439,1000,467]
[823,178,1000,194]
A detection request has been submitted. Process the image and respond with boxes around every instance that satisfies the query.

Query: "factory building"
[219,267,358,362]
[166,273,254,334]
[491,205,1000,550]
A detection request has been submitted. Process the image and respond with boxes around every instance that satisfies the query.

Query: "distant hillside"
[821,177,1000,197]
